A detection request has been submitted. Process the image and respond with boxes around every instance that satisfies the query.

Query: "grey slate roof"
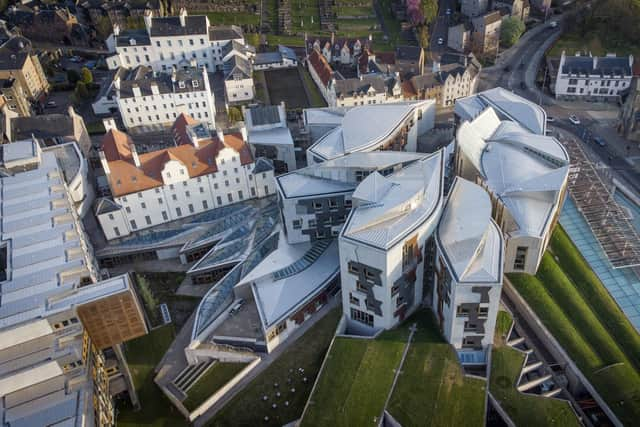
[209,25,243,41]
[249,105,281,126]
[561,55,632,77]
[254,51,283,66]
[224,55,252,80]
[118,66,205,98]
[115,29,151,47]
[334,75,387,97]
[149,15,208,37]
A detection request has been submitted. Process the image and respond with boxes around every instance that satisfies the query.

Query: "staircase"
[172,359,215,393]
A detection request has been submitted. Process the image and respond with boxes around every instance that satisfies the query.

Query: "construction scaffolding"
[562,137,640,268]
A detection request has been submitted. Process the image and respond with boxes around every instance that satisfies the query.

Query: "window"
[158,198,163,204]
[130,220,137,230]
[350,308,374,327]
[185,190,190,197]
[202,200,208,209]
[238,190,243,200]
[514,246,527,271]
[478,306,489,318]
[345,199,352,208]
[108,213,114,220]
[464,321,477,332]
[264,185,269,195]
[125,206,131,214]
[350,293,360,305]
[113,227,120,237]
[188,204,194,213]
[456,305,470,317]
[228,193,233,202]
[292,219,302,229]
[217,196,222,205]
[308,219,316,227]
[568,78,578,85]
[176,207,182,216]
[200,186,205,193]
[313,201,323,211]
[251,187,256,196]
[356,280,368,293]
[145,215,152,225]
[141,202,146,209]
[172,194,178,201]
[162,211,168,220]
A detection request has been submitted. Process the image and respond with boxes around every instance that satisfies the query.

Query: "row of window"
[567,78,627,87]
[127,110,208,124]
[456,305,489,317]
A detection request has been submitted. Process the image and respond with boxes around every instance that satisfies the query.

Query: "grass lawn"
[117,325,189,427]
[379,0,402,45]
[336,4,374,17]
[490,346,581,427]
[495,310,513,345]
[265,34,306,47]
[547,31,640,58]
[508,228,640,424]
[548,226,640,371]
[182,362,249,411]
[387,312,486,427]
[209,307,341,426]
[290,0,321,33]
[196,11,260,26]
[85,121,105,135]
[299,66,327,108]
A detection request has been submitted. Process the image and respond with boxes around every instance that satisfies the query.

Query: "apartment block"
[110,65,216,129]
[0,35,49,102]
[106,8,245,73]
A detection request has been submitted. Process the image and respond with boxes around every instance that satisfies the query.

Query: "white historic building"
[105,9,245,73]
[455,91,569,275]
[434,177,503,354]
[304,101,436,164]
[340,151,444,332]
[554,51,634,102]
[111,65,216,129]
[96,114,276,240]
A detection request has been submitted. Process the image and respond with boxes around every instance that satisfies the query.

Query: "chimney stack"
[179,8,187,27]
[113,24,120,37]
[144,10,153,31]
[99,151,110,175]
[102,117,117,132]
[129,143,141,167]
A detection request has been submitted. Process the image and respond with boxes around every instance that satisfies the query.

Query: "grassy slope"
[183,362,249,411]
[490,346,581,427]
[548,31,640,58]
[209,308,341,427]
[117,325,189,427]
[387,312,486,427]
[508,233,640,424]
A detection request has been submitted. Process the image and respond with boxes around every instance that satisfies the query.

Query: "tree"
[74,81,89,101]
[80,67,93,85]
[95,16,112,40]
[228,106,243,123]
[67,69,80,84]
[500,17,525,48]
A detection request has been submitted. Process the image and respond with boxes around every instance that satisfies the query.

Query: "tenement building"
[106,8,245,72]
[304,101,436,164]
[110,65,216,129]
[433,177,503,355]
[96,113,276,240]
[455,93,569,275]
[554,51,634,102]
[0,139,147,427]
[339,150,444,332]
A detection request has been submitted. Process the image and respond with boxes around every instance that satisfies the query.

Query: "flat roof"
[0,360,62,396]
[247,127,294,147]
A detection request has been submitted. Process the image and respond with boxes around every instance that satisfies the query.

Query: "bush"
[227,106,243,123]
[74,81,89,101]
[501,17,525,48]
[80,67,93,85]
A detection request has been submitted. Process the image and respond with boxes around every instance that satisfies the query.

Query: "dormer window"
[192,80,199,88]
[178,81,186,89]
[129,38,136,46]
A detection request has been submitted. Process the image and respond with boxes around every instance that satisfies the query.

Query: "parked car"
[593,136,606,147]
[445,8,452,15]
[437,37,444,45]
[547,116,555,123]
[569,115,581,125]
[549,21,558,28]
[45,101,57,109]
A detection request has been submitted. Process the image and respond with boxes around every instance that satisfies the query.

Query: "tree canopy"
[500,17,525,48]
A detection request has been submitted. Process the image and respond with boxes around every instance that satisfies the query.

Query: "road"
[429,0,457,58]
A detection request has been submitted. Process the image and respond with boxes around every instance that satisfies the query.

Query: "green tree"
[500,17,525,48]
[67,69,80,84]
[80,67,93,85]
[95,16,112,39]
[227,106,243,123]
[74,81,89,101]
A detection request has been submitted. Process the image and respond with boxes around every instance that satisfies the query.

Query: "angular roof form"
[308,49,333,87]
[457,107,569,238]
[276,151,430,199]
[437,177,503,283]
[342,150,444,249]
[455,87,547,135]
[307,101,433,161]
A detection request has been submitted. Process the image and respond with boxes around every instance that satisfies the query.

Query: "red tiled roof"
[376,52,396,65]
[103,123,254,197]
[308,49,332,87]
[101,129,133,162]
